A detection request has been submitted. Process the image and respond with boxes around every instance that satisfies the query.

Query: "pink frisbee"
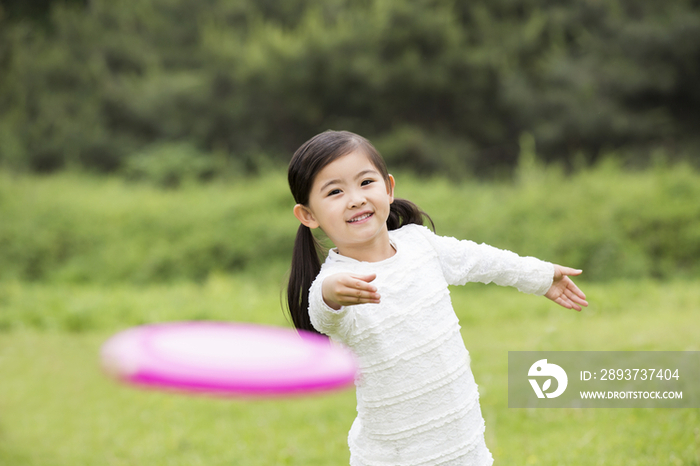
[100,322,358,397]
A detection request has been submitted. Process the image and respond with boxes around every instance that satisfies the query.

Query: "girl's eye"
[361,179,374,186]
[327,189,341,196]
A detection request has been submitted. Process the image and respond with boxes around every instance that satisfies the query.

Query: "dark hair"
[286,130,434,334]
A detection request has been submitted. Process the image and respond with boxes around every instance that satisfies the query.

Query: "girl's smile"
[293,150,396,262]
[348,211,373,224]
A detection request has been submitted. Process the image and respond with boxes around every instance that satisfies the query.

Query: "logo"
[528,359,568,398]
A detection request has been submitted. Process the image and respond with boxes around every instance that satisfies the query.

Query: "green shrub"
[122,142,222,188]
[0,170,297,283]
[1,160,699,284]
[400,159,700,280]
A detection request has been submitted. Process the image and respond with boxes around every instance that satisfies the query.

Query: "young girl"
[286,130,587,466]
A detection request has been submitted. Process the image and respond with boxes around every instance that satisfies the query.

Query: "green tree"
[0,0,698,175]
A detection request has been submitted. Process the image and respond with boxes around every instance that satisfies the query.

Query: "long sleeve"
[413,225,554,295]
[308,270,350,337]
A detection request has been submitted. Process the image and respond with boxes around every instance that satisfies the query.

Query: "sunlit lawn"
[1,278,698,465]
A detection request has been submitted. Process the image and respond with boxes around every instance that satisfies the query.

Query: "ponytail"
[286,224,323,334]
[387,198,435,232]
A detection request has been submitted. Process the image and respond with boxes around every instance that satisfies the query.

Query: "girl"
[286,130,587,466]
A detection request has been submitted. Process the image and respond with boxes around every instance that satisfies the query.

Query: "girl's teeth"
[350,213,371,222]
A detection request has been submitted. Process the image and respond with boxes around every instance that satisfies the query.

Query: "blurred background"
[0,1,699,465]
[1,0,699,176]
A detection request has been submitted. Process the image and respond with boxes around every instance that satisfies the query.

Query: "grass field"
[2,166,699,464]
[1,278,698,466]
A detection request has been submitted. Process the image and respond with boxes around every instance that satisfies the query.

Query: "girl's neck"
[335,231,396,263]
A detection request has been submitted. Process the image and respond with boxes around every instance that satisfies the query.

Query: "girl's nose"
[348,191,367,208]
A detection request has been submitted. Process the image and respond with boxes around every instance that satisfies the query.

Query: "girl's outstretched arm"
[322,273,381,310]
[544,265,589,311]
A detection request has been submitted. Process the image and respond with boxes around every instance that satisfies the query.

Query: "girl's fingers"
[560,267,583,276]
[559,281,587,306]
[565,278,587,300]
[559,296,582,311]
[568,289,588,306]
[554,265,583,280]
[354,279,377,292]
[336,285,380,305]
[555,297,573,310]
[340,274,378,292]
[338,296,379,306]
[324,273,381,307]
[346,290,379,301]
[566,294,587,309]
[356,273,377,283]
[565,290,586,305]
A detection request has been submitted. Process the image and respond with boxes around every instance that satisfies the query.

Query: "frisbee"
[100,322,358,397]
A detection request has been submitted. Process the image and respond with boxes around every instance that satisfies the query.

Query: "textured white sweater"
[309,224,554,466]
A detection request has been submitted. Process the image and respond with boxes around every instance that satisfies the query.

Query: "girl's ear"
[293,204,320,229]
[387,174,396,204]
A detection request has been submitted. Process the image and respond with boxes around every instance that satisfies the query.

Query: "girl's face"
[293,150,395,260]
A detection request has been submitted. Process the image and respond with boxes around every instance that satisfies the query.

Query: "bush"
[0,170,297,283]
[1,160,699,284]
[122,142,222,188]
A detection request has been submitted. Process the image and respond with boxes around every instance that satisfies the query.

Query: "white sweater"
[309,224,554,466]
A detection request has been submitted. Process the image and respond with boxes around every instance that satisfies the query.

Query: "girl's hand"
[545,265,588,311]
[322,273,381,310]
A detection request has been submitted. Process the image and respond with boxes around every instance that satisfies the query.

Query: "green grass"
[0,332,356,466]
[0,272,290,332]
[1,279,698,465]
[2,166,699,464]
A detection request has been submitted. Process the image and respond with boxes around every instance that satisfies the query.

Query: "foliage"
[0,0,699,175]
[0,170,298,284]
[1,161,699,285]
[121,142,222,188]
[405,160,700,281]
